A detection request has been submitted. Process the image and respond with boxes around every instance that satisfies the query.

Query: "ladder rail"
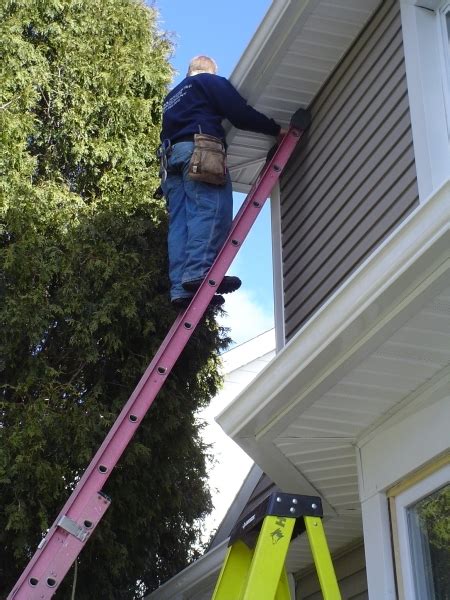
[9,115,309,599]
[304,516,342,600]
[242,515,295,600]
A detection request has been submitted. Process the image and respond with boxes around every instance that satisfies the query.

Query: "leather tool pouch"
[188,133,227,185]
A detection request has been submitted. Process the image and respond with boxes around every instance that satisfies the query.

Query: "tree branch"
[0,99,15,110]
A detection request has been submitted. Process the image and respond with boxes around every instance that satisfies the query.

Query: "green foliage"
[415,483,450,598]
[0,1,228,597]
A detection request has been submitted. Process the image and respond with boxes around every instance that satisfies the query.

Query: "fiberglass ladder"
[212,492,342,600]
[9,108,311,599]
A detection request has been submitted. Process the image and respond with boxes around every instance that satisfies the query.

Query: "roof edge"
[228,0,292,90]
[145,539,227,599]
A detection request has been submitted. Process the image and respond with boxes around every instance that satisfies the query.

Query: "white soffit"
[226,0,381,192]
[217,181,450,517]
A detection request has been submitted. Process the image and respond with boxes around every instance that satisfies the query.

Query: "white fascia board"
[270,183,286,353]
[145,539,227,600]
[226,0,317,122]
[217,181,450,443]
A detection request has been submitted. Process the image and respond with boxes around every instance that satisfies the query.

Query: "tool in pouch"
[188,133,227,186]
[157,138,172,185]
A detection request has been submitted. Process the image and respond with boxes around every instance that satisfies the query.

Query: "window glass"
[447,12,450,58]
[441,4,450,112]
[407,483,450,600]
[445,8,450,78]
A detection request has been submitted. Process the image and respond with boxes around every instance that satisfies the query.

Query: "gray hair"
[187,55,218,77]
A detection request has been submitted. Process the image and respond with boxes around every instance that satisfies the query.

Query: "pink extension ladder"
[8,108,310,599]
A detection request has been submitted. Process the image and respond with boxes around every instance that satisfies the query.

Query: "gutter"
[217,180,450,442]
[145,539,228,599]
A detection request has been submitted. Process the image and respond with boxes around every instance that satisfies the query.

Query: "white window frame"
[438,3,450,133]
[270,182,286,352]
[393,464,450,600]
[357,382,450,600]
[400,0,450,200]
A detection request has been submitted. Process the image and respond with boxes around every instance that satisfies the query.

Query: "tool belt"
[188,133,227,186]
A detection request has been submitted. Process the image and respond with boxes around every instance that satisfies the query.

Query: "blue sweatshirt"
[161,73,280,143]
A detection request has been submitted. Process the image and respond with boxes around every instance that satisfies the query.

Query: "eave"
[226,0,382,192]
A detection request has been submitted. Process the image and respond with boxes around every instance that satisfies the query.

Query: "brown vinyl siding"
[281,0,419,341]
[296,543,367,600]
[234,473,279,523]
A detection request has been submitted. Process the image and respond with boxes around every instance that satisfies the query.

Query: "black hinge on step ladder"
[212,492,342,600]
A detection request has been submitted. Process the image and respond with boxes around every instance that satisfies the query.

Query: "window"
[407,483,450,599]
[446,10,450,47]
[392,464,450,600]
[442,4,450,55]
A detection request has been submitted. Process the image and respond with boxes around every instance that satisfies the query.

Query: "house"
[148,0,450,598]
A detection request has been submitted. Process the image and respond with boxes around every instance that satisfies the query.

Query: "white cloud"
[217,289,274,346]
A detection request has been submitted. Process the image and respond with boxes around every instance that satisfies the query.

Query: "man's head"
[187,55,218,77]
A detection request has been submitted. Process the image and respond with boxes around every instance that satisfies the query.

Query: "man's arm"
[204,75,281,136]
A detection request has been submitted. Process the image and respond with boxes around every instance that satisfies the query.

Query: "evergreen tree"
[0,1,226,597]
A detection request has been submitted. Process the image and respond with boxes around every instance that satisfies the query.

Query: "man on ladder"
[159,55,287,308]
[8,94,307,600]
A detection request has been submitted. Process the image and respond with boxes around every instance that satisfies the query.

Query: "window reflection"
[407,483,450,600]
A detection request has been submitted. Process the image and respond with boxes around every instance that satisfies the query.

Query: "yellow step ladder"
[211,493,342,600]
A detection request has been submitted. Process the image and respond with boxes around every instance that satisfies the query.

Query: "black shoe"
[183,275,241,295]
[171,296,192,310]
[171,294,225,310]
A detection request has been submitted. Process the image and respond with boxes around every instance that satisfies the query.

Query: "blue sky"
[153,0,271,85]
[152,0,275,344]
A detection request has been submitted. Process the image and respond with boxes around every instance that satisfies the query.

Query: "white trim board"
[360,493,397,600]
[400,0,450,199]
[270,183,286,352]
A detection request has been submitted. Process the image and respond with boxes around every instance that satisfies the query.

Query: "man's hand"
[277,127,289,144]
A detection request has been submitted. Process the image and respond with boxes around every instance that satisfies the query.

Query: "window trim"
[438,3,450,135]
[391,464,450,600]
[270,182,286,352]
[400,1,450,200]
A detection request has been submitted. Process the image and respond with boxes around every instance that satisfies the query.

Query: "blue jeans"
[162,142,233,300]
